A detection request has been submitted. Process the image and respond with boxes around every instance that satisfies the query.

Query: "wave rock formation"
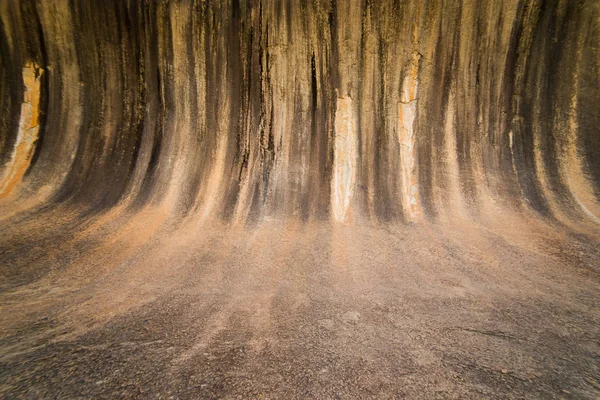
[1,1,599,398]
[0,0,598,224]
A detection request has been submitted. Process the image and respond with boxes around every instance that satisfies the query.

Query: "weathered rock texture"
[0,0,598,224]
[1,1,600,398]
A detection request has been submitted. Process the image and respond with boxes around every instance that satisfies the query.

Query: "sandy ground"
[0,208,599,399]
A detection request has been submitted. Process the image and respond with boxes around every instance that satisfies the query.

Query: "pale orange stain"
[332,95,357,223]
[398,53,421,219]
[0,61,44,199]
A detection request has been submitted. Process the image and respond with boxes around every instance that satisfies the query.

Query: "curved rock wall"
[1,0,599,225]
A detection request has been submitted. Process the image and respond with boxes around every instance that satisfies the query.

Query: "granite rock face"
[0,0,598,224]
[1,2,600,398]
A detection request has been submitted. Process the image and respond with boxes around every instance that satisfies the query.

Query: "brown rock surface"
[0,1,599,398]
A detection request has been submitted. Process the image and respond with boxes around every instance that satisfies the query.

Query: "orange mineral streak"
[0,62,44,199]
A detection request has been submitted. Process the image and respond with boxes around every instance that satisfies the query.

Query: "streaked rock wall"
[0,0,598,224]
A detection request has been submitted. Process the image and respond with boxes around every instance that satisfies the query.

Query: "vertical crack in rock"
[0,61,43,199]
